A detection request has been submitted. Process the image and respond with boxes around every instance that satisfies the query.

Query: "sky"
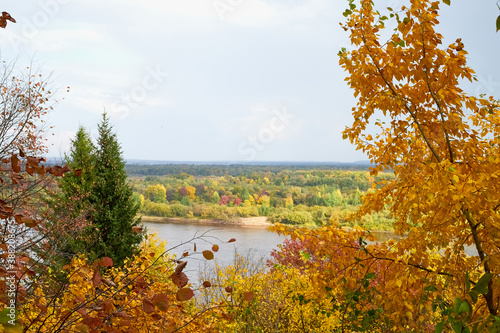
[0,0,499,163]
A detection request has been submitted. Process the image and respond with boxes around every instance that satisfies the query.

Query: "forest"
[1,0,500,332]
[128,165,396,230]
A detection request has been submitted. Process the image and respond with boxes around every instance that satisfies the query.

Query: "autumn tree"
[90,113,143,265]
[144,184,167,203]
[270,0,500,331]
[342,0,500,328]
[0,60,71,331]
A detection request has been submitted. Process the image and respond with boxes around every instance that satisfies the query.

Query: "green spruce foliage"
[45,114,143,268]
[41,126,99,276]
[60,126,96,218]
[91,113,143,265]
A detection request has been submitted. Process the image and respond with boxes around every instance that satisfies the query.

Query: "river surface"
[143,222,403,283]
[143,222,287,282]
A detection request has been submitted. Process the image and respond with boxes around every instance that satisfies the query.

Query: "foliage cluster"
[131,169,395,230]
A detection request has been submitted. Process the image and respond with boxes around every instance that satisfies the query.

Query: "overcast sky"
[0,0,498,162]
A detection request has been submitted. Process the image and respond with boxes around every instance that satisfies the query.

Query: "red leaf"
[225,286,233,293]
[228,238,236,243]
[175,261,187,273]
[103,300,113,313]
[152,294,170,311]
[202,281,212,288]
[99,257,113,267]
[142,298,155,313]
[134,276,148,290]
[92,269,102,288]
[170,272,188,288]
[132,226,143,234]
[113,311,130,318]
[176,288,194,301]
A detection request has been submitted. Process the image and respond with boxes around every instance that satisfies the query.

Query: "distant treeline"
[125,163,373,177]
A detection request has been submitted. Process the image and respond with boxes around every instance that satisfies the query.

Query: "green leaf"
[403,17,410,24]
[453,297,462,315]
[343,9,352,17]
[496,15,500,32]
[458,301,470,315]
[468,290,479,303]
[435,322,445,333]
[443,0,451,5]
[472,272,493,295]
[451,321,464,333]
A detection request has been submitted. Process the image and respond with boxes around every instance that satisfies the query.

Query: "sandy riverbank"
[140,216,272,228]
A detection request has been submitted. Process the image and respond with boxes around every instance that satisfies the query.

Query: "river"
[143,221,287,282]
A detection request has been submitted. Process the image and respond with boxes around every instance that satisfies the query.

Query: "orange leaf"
[132,226,143,234]
[22,216,36,227]
[176,288,194,301]
[202,281,212,288]
[244,291,255,302]
[75,324,90,333]
[212,244,219,252]
[225,286,233,293]
[202,250,214,260]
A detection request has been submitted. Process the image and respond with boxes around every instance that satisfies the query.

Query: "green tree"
[60,126,96,217]
[91,113,143,265]
[42,126,98,270]
[212,191,220,204]
[325,189,343,207]
[144,184,167,203]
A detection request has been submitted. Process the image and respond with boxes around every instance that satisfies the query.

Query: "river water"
[143,222,287,282]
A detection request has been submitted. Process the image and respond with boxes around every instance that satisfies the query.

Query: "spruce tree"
[60,126,96,218]
[42,126,98,271]
[91,113,143,265]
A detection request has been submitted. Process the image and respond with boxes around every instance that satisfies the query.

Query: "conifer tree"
[42,126,98,270]
[60,126,96,218]
[91,113,143,265]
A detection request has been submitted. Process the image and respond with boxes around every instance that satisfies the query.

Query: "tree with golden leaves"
[272,0,500,331]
